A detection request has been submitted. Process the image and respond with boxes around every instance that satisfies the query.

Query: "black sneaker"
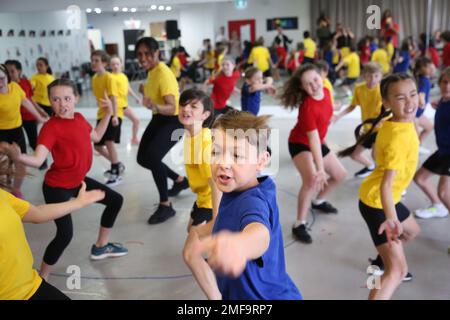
[311,201,338,214]
[104,162,125,178]
[39,160,48,171]
[354,167,374,178]
[368,255,413,282]
[292,224,313,244]
[148,204,176,224]
[168,177,189,197]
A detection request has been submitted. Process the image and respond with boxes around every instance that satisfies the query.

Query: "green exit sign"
[234,0,248,10]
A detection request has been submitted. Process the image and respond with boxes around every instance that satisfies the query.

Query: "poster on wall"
[266,17,298,31]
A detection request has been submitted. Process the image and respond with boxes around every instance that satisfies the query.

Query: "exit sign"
[234,0,248,10]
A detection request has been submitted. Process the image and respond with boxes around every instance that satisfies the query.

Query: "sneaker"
[105,174,123,187]
[292,224,313,244]
[168,177,189,197]
[419,146,431,155]
[104,162,126,178]
[415,204,449,219]
[368,255,413,282]
[148,204,176,224]
[39,160,48,171]
[401,190,407,197]
[90,242,128,260]
[354,167,374,178]
[311,201,338,214]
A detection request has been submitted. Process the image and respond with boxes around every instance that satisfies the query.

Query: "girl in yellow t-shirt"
[0,148,105,300]
[0,64,47,198]
[341,74,421,300]
[110,56,142,146]
[31,57,55,116]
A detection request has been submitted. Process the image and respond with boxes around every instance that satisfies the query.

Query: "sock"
[294,220,307,228]
[368,164,375,170]
[313,199,325,206]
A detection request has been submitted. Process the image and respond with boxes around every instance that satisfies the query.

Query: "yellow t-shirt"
[248,46,271,73]
[323,78,334,104]
[144,62,180,116]
[304,38,317,59]
[352,83,382,132]
[387,43,395,61]
[0,189,42,300]
[170,56,182,78]
[111,72,129,112]
[359,121,419,209]
[92,72,121,119]
[0,82,26,130]
[30,73,55,106]
[184,128,213,209]
[340,47,350,59]
[371,49,390,74]
[205,51,215,70]
[344,52,361,79]
[217,53,225,71]
[332,51,340,65]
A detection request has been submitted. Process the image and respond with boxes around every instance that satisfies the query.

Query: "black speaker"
[166,20,180,40]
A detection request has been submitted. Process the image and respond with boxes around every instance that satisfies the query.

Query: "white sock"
[368,164,375,170]
[294,220,307,228]
[313,199,325,206]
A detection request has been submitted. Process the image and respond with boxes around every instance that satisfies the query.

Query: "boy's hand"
[205,231,247,278]
[143,97,155,110]
[75,182,105,206]
[112,116,119,127]
[1,142,22,162]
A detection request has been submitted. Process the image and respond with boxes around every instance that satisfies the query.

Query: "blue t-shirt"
[393,51,411,73]
[435,99,450,155]
[241,83,262,116]
[212,177,302,300]
[417,76,432,117]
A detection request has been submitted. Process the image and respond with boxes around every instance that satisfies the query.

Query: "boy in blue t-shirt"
[241,67,276,116]
[183,110,302,300]
[414,68,450,220]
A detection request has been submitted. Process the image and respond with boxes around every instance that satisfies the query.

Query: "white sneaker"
[415,204,449,219]
[401,190,407,197]
[419,146,431,155]
[105,175,123,187]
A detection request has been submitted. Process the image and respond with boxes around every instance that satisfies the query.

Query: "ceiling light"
[113,7,119,12]
[150,5,157,10]
[94,8,101,14]
[86,8,92,13]
[131,8,137,13]
[165,6,172,11]
[158,5,165,11]
[122,7,128,12]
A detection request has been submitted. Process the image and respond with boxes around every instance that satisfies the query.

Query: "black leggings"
[22,120,38,150]
[29,279,70,300]
[42,176,123,265]
[137,114,183,202]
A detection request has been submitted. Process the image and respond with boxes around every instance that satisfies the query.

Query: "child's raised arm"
[4,141,49,168]
[22,182,105,224]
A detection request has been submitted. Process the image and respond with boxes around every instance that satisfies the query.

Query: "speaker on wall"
[166,20,180,40]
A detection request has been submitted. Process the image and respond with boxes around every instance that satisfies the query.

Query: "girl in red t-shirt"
[203,56,241,117]
[8,79,128,281]
[279,64,347,244]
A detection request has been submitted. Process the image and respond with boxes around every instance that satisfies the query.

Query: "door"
[228,19,256,43]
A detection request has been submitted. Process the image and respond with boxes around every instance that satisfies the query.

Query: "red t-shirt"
[443,43,450,68]
[288,88,333,146]
[178,53,188,67]
[427,47,440,68]
[276,46,287,66]
[210,71,240,110]
[38,113,93,189]
[360,44,371,65]
[18,78,36,121]
[381,20,400,48]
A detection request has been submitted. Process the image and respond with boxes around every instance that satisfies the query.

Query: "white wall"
[87,0,312,60]
[0,10,90,77]
[87,11,180,60]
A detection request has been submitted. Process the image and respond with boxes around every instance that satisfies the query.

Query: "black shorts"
[94,118,122,146]
[423,151,450,176]
[359,200,411,247]
[288,142,330,159]
[0,126,27,153]
[343,77,358,86]
[38,103,53,117]
[302,57,315,65]
[263,69,272,78]
[362,132,378,149]
[191,202,213,226]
